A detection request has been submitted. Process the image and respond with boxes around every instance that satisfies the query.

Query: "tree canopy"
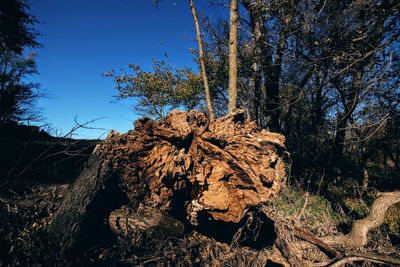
[0,0,40,54]
[105,59,204,118]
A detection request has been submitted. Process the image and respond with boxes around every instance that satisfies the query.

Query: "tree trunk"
[47,153,127,256]
[189,0,214,119]
[362,166,369,192]
[332,70,362,166]
[264,26,288,132]
[242,0,263,126]
[228,0,238,114]
[253,62,262,125]
[321,191,400,247]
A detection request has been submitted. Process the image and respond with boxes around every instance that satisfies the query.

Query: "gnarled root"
[321,191,400,247]
[275,192,400,266]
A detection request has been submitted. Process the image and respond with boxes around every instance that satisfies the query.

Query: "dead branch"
[293,226,338,258]
[109,204,184,238]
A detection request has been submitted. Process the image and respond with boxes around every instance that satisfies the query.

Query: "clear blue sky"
[30,0,215,139]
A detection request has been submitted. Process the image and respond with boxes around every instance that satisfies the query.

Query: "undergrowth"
[272,185,349,235]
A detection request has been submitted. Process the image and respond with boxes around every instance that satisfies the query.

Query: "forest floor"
[0,123,399,266]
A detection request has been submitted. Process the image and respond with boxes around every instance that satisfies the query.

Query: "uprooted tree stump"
[47,109,400,266]
[48,109,289,255]
[99,109,288,224]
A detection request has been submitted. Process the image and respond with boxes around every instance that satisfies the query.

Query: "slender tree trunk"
[252,62,262,124]
[333,116,347,161]
[264,27,288,132]
[242,0,263,125]
[362,166,369,192]
[189,0,214,119]
[227,0,238,114]
[333,70,362,163]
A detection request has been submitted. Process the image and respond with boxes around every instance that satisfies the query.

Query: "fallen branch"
[275,225,306,267]
[109,204,184,238]
[293,226,338,258]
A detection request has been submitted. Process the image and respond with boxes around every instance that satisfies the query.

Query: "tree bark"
[332,69,363,165]
[264,23,289,132]
[47,153,126,256]
[228,0,238,114]
[189,0,215,119]
[242,0,263,126]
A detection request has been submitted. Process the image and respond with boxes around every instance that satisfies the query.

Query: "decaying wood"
[98,109,288,225]
[293,226,337,258]
[48,109,287,256]
[275,226,305,267]
[49,109,400,266]
[109,204,184,238]
[344,252,400,266]
[47,154,119,255]
[321,191,400,247]
[276,192,400,266]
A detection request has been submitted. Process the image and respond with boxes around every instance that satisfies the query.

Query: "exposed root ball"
[98,109,289,225]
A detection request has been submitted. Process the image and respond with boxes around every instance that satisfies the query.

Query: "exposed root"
[327,251,400,267]
[321,191,400,247]
[327,256,386,267]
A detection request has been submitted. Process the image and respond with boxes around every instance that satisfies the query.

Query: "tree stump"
[48,109,289,255]
[98,109,289,225]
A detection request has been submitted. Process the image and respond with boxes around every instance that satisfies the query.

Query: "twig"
[296,192,309,221]
[14,117,105,179]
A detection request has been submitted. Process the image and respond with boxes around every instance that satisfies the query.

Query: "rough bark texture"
[47,154,125,255]
[98,109,288,225]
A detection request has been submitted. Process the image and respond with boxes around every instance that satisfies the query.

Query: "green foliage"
[105,58,204,118]
[385,204,400,235]
[273,186,349,233]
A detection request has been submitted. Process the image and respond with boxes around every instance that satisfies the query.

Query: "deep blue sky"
[30,0,215,139]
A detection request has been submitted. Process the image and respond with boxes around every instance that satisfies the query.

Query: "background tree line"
[0,0,42,124]
[108,0,400,193]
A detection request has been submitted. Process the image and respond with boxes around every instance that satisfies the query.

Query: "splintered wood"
[98,109,289,225]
